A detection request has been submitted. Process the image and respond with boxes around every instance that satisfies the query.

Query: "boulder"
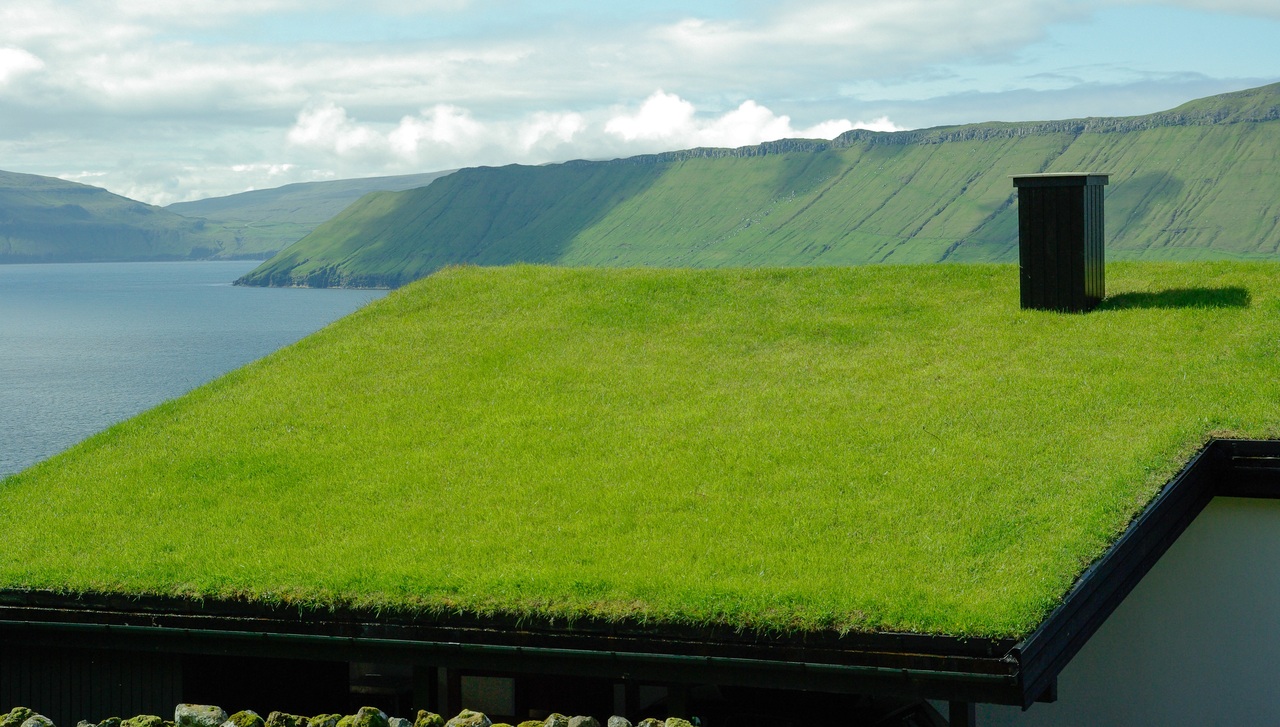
[443,712,490,727]
[541,716,568,727]
[663,720,693,727]
[222,712,264,727]
[122,716,165,727]
[606,718,631,727]
[567,719,597,727]
[308,716,341,727]
[1,709,34,727]
[517,722,543,727]
[176,705,228,727]
[411,713,442,727]
[339,709,387,727]
[634,720,663,727]
[98,719,123,727]
[19,715,54,727]
[265,714,308,727]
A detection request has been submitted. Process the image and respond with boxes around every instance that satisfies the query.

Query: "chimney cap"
[1011,173,1109,188]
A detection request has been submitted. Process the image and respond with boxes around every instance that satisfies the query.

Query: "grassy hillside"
[237,163,666,288]
[166,170,454,257]
[238,83,1280,288]
[3,262,1278,638]
[0,169,455,263]
[0,170,231,263]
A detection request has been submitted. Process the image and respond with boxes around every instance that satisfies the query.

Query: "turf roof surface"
[2,262,1278,638]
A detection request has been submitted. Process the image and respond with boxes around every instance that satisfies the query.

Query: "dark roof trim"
[1,439,1276,708]
[0,593,1020,704]
[1013,438,1280,708]
[0,617,1016,703]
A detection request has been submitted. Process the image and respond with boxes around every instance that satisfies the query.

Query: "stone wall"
[1,705,697,727]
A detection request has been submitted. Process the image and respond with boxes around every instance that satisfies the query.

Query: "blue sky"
[0,0,1276,204]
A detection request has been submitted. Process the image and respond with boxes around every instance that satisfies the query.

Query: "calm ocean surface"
[0,260,386,476]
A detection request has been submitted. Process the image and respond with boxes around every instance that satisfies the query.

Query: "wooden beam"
[949,701,976,727]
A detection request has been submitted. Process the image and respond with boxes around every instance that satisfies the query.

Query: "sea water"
[0,260,386,476]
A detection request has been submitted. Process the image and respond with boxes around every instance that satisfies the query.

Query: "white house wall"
[981,497,1280,725]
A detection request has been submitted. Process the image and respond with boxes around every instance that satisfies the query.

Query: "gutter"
[0,617,1018,698]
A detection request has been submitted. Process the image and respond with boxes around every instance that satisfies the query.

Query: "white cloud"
[389,105,486,159]
[700,100,805,146]
[651,1,1087,77]
[604,91,862,149]
[604,91,696,143]
[280,92,879,187]
[287,102,590,172]
[0,47,44,84]
[230,162,295,176]
[517,112,588,153]
[287,102,385,159]
[846,116,903,134]
[112,0,302,19]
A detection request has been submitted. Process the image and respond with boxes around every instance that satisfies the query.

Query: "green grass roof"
[3,262,1278,638]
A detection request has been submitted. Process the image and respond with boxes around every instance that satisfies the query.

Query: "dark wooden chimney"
[1011,173,1109,312]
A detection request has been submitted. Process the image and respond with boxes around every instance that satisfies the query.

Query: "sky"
[0,0,1277,205]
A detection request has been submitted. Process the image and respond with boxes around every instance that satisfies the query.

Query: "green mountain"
[0,170,231,263]
[237,82,1280,289]
[166,170,454,257]
[0,169,456,264]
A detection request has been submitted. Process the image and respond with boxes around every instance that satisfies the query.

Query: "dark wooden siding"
[0,645,181,725]
[1013,174,1108,312]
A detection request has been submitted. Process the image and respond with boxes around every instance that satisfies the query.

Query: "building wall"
[981,497,1280,725]
[0,646,181,726]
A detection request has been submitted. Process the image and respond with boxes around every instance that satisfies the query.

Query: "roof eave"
[3,439,1276,708]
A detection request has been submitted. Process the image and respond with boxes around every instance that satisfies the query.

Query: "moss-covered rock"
[222,712,263,727]
[388,718,411,727]
[605,718,630,727]
[663,720,692,727]
[307,716,340,727]
[411,713,442,727]
[265,713,308,727]
[634,720,663,727]
[540,716,567,727]
[98,718,123,727]
[176,705,228,727]
[334,708,386,727]
[517,721,542,727]
[443,712,490,727]
[122,716,165,727]
[2,710,35,727]
[19,714,54,727]
[355,708,387,727]
[566,718,597,727]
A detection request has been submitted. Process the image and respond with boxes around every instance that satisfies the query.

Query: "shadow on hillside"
[1099,286,1251,310]
[1107,171,1184,243]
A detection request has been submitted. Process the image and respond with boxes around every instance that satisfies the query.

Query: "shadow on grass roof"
[2,262,1279,707]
